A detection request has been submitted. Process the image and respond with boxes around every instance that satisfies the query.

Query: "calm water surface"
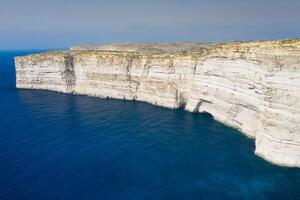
[0,51,300,200]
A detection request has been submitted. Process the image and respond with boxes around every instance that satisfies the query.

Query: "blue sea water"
[0,51,300,200]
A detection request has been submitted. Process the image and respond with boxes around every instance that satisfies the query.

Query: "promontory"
[15,39,300,167]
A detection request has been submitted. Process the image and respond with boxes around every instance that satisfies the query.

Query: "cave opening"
[200,111,214,120]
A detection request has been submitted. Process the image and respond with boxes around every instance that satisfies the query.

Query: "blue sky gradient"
[1,0,299,50]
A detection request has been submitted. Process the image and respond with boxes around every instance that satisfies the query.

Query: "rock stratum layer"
[15,39,300,167]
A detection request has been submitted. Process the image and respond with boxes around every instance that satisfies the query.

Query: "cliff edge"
[15,39,300,167]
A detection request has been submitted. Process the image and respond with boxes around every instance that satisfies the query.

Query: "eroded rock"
[15,39,300,167]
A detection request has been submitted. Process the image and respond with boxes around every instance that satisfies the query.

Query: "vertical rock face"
[184,41,300,167]
[15,39,300,167]
[15,52,75,93]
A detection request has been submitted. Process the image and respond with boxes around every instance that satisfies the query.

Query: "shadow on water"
[200,111,214,121]
[0,51,300,200]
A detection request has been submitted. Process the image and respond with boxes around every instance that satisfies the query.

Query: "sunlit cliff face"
[15,39,300,167]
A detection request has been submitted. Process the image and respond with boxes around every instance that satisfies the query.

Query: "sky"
[0,0,299,50]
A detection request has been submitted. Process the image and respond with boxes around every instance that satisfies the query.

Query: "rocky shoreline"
[15,39,300,167]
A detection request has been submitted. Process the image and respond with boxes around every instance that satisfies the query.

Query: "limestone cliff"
[15,39,300,167]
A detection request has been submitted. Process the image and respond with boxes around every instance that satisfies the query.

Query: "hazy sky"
[1,0,299,50]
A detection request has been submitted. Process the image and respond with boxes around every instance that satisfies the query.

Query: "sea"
[0,51,300,200]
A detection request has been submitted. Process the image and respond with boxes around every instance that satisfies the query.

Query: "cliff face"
[15,39,300,167]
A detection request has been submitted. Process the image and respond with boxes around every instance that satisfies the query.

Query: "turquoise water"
[0,51,300,200]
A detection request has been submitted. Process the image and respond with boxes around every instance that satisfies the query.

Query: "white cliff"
[15,39,300,167]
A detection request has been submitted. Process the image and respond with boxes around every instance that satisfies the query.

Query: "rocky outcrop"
[15,39,300,167]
